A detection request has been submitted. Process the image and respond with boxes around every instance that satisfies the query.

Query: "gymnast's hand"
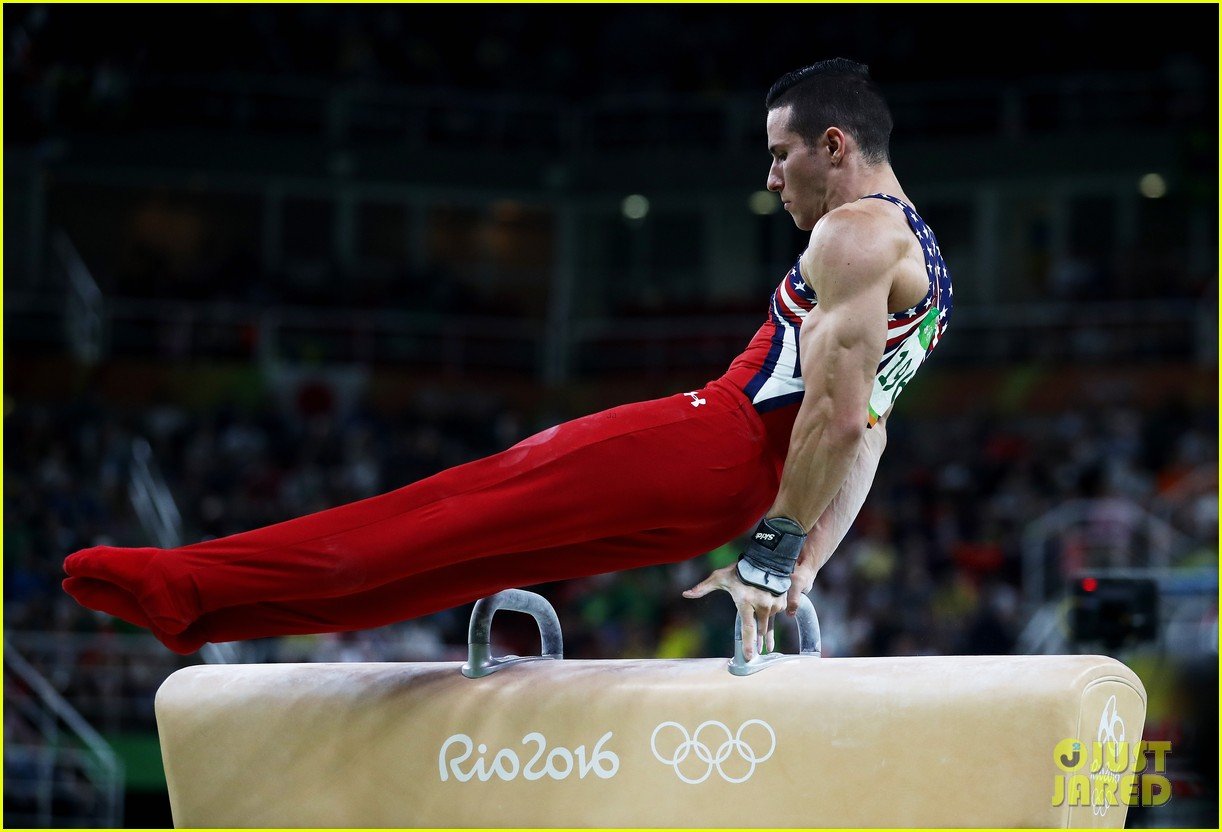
[682,563,789,661]
[786,560,816,617]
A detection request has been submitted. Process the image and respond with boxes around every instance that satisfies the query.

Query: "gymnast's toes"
[62,577,152,628]
[62,576,207,654]
[62,546,198,636]
[63,545,160,583]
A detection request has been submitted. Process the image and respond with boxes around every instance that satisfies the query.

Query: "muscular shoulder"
[800,202,910,303]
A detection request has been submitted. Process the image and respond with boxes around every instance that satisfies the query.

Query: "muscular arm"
[767,212,892,532]
[684,209,898,656]
[785,416,886,612]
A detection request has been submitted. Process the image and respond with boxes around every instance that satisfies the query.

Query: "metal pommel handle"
[462,589,564,678]
[729,593,821,676]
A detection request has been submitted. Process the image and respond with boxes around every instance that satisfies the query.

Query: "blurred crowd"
[7,5,1213,144]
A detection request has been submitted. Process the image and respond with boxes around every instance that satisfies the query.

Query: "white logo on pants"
[650,719,776,783]
[685,392,706,407]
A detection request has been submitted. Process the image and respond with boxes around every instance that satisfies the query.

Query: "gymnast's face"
[765,105,832,231]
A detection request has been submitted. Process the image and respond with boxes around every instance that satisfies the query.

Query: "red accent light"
[1082,578,1098,592]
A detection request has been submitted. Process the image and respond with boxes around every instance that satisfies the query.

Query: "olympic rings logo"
[650,719,776,784]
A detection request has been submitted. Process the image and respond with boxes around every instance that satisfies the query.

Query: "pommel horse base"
[155,590,1147,828]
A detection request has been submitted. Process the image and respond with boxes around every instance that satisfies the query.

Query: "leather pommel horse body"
[155,590,1147,828]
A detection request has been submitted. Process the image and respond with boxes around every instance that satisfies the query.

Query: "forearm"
[766,392,867,531]
[797,419,887,579]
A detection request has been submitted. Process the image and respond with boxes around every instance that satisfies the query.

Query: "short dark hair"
[765,58,893,165]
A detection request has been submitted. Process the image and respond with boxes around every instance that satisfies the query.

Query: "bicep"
[799,279,889,388]
[797,213,894,385]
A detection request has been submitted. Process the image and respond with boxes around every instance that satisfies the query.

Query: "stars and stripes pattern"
[771,260,817,328]
[740,193,953,417]
[739,258,814,410]
[865,193,953,371]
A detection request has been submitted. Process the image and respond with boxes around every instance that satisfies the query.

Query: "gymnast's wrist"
[736,516,807,596]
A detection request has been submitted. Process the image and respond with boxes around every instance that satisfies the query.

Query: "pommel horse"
[155,590,1147,827]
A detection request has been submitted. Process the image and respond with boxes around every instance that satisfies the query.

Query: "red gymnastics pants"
[62,376,786,654]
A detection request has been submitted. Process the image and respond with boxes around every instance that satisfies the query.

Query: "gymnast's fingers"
[738,601,758,659]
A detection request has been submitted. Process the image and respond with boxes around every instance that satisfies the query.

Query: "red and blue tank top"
[728,193,952,426]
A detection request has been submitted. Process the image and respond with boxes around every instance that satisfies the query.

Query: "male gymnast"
[64,58,953,660]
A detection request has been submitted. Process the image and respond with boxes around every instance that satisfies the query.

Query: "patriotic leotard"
[726,193,953,438]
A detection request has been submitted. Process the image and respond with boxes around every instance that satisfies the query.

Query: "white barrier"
[155,592,1147,828]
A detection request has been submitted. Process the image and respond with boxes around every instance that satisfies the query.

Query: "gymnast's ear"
[823,127,848,165]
